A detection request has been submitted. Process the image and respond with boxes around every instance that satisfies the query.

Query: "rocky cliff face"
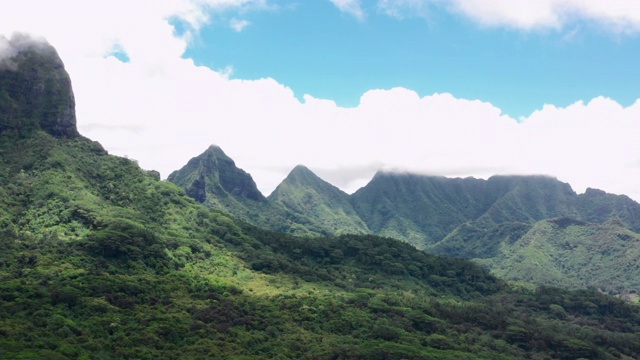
[0,34,78,138]
[167,145,266,204]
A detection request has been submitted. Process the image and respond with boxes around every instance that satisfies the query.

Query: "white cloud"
[377,0,435,19]
[448,0,565,29]
[1,0,640,203]
[229,18,251,31]
[330,0,366,20]
[377,0,640,32]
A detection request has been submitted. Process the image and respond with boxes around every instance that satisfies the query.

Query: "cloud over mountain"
[1,0,639,201]
[346,0,640,32]
[0,33,48,70]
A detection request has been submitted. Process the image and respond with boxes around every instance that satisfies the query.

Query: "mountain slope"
[0,39,501,357]
[0,34,78,138]
[350,172,493,249]
[167,144,265,206]
[577,187,640,232]
[474,175,580,227]
[2,36,640,360]
[268,165,369,235]
[172,152,640,292]
[168,152,366,237]
[470,218,640,294]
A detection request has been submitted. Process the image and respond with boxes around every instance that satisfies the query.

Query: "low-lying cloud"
[0,33,48,70]
[1,1,639,201]
[339,0,640,32]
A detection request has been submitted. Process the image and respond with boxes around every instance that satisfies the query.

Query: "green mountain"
[0,34,78,139]
[433,217,640,294]
[167,144,266,208]
[487,217,640,293]
[171,150,640,293]
[268,165,369,236]
[4,37,640,359]
[361,173,640,292]
[473,175,580,227]
[168,150,367,237]
[351,173,640,248]
[350,172,491,249]
[577,187,640,231]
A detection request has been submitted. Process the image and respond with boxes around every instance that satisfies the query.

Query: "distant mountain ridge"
[170,146,640,293]
[168,148,369,237]
[5,37,640,359]
[170,148,640,243]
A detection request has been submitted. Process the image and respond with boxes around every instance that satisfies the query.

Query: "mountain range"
[2,36,640,359]
[170,142,640,294]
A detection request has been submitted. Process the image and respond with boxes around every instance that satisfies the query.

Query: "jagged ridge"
[171,151,640,292]
[2,37,640,359]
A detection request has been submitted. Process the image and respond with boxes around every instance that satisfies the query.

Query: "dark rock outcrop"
[168,145,266,204]
[0,33,78,138]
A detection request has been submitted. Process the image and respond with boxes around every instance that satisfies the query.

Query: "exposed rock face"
[0,34,78,138]
[167,145,266,204]
[204,146,265,201]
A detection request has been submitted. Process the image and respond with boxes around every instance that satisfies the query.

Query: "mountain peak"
[268,164,369,235]
[168,145,265,204]
[0,33,78,138]
[204,144,224,154]
[272,165,339,196]
[291,164,311,172]
[285,164,320,182]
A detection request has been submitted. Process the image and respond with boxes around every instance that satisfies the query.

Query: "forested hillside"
[2,38,640,359]
[168,148,370,237]
[172,148,640,293]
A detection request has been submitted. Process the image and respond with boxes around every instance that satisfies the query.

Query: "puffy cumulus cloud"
[449,0,640,31]
[1,1,183,64]
[448,0,565,29]
[518,97,640,198]
[288,89,640,201]
[1,0,640,201]
[376,0,640,32]
[330,0,366,20]
[0,0,268,63]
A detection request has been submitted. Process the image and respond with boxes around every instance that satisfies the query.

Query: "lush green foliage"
[174,157,640,293]
[266,165,369,236]
[464,218,640,295]
[1,131,640,359]
[0,42,78,138]
[168,150,370,238]
[3,47,640,359]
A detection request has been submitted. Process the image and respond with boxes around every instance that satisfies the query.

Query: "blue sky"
[183,1,640,118]
[2,0,640,200]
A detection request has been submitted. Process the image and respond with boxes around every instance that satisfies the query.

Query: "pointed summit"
[289,164,314,176]
[0,34,78,138]
[168,145,265,208]
[270,165,346,202]
[203,144,225,157]
[278,165,327,187]
[268,165,369,235]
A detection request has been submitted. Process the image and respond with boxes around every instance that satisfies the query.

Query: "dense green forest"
[2,39,640,359]
[171,145,640,294]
